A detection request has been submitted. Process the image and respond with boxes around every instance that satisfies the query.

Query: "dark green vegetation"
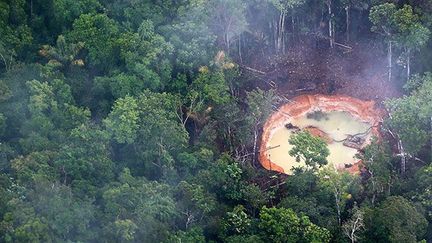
[0,0,431,242]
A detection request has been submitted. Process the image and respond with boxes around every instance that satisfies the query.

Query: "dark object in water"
[343,135,365,150]
[306,110,329,121]
[285,123,298,129]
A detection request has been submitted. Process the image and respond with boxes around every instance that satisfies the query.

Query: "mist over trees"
[0,0,432,242]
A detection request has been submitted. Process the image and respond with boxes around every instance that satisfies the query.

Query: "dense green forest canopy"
[0,0,431,242]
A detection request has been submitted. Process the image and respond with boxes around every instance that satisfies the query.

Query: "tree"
[0,41,16,72]
[289,131,330,170]
[39,35,85,71]
[393,5,430,81]
[1,180,96,242]
[67,13,119,71]
[269,0,305,52]
[0,0,32,71]
[385,73,432,171]
[319,167,357,225]
[246,88,275,164]
[11,151,58,186]
[105,0,186,30]
[340,0,368,42]
[103,95,139,144]
[53,124,114,195]
[414,163,432,223]
[258,206,331,243]
[191,68,232,107]
[0,213,50,243]
[323,0,335,48]
[342,205,364,243]
[112,219,138,243]
[164,3,217,73]
[240,183,272,212]
[178,68,232,142]
[370,4,431,82]
[165,226,206,243]
[358,140,396,205]
[96,20,174,95]
[208,0,248,52]
[19,79,90,154]
[102,169,177,242]
[199,154,245,201]
[0,65,42,141]
[369,3,398,82]
[176,147,214,176]
[52,0,101,31]
[175,181,216,229]
[225,205,252,234]
[104,91,188,178]
[363,196,428,242]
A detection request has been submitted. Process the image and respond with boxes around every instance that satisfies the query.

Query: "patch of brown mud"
[244,40,401,104]
[259,94,384,174]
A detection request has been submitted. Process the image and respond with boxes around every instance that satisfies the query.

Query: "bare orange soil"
[259,94,385,174]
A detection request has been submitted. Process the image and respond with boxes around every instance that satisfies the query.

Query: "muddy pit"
[259,94,384,174]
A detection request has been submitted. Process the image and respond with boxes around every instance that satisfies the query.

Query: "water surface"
[266,111,371,173]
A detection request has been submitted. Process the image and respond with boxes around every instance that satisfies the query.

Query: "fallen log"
[307,32,353,50]
[333,41,353,50]
[333,126,373,143]
[260,145,281,152]
[239,65,267,75]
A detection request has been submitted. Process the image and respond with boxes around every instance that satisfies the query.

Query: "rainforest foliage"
[0,0,431,242]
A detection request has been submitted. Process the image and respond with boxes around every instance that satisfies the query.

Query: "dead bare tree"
[342,206,365,243]
[324,0,334,48]
[176,92,204,129]
[386,110,407,174]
